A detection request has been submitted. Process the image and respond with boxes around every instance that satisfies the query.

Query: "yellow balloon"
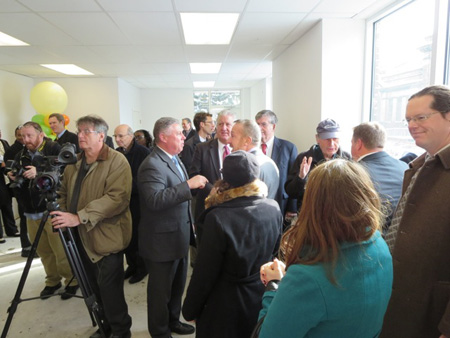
[30,81,68,115]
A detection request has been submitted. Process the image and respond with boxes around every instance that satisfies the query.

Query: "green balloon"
[31,114,45,125]
[41,124,52,136]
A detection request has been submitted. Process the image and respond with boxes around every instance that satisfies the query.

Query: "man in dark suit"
[48,113,79,152]
[351,122,407,234]
[189,110,235,221]
[182,117,196,140]
[0,130,19,241]
[137,117,208,338]
[114,124,151,284]
[255,110,298,222]
[179,112,214,170]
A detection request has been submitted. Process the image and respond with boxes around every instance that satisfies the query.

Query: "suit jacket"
[184,128,196,141]
[359,151,407,232]
[381,146,450,338]
[137,147,194,262]
[189,138,222,220]
[250,149,279,200]
[270,137,298,214]
[56,130,79,152]
[180,133,202,171]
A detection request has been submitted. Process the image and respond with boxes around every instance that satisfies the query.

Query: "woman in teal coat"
[258,159,393,338]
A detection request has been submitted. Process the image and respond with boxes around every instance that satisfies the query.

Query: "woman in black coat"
[182,151,283,338]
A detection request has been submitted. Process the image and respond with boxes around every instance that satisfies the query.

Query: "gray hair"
[217,109,236,123]
[153,117,179,144]
[352,122,386,149]
[255,110,278,125]
[76,115,109,137]
[235,119,261,147]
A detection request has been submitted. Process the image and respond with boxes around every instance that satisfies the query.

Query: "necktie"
[384,166,422,252]
[223,145,230,161]
[261,143,267,155]
[172,156,185,179]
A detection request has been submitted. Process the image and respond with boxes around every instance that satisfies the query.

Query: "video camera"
[5,142,77,194]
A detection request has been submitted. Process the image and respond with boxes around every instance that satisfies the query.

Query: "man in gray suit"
[230,119,279,199]
[137,117,208,338]
[351,122,407,233]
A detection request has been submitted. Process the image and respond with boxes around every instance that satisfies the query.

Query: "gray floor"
[0,236,195,338]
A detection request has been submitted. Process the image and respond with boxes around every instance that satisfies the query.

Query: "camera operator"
[7,121,77,299]
[51,115,132,338]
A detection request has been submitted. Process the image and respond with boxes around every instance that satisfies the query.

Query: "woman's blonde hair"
[281,159,383,283]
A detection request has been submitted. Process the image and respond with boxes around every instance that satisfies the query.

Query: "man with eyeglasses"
[51,116,133,338]
[7,122,77,299]
[113,124,151,285]
[180,112,215,170]
[255,110,298,228]
[381,85,450,338]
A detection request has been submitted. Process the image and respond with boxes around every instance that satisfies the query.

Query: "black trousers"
[78,240,132,335]
[124,197,147,275]
[0,188,18,237]
[144,256,188,338]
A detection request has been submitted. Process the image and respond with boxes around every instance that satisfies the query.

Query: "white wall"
[118,79,141,129]
[273,21,323,151]
[272,18,366,152]
[140,88,193,135]
[0,70,34,142]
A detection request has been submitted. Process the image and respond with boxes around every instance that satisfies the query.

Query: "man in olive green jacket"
[51,115,132,338]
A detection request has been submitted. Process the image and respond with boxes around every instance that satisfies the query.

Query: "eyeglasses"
[403,112,440,125]
[113,134,129,139]
[77,129,99,136]
[135,135,145,140]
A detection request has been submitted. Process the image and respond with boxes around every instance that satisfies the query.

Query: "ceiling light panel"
[0,31,29,46]
[41,64,93,75]
[181,13,239,45]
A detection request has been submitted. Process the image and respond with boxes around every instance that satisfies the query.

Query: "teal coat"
[259,231,392,338]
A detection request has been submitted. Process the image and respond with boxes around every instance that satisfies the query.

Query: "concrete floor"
[0,236,195,338]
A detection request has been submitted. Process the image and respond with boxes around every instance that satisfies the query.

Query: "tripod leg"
[58,228,108,338]
[1,212,49,338]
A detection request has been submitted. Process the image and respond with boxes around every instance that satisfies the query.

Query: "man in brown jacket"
[381,85,450,338]
[51,115,132,338]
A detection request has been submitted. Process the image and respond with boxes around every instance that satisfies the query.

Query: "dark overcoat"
[182,194,282,338]
[381,146,450,337]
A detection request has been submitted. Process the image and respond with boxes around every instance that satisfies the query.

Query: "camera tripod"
[1,201,108,338]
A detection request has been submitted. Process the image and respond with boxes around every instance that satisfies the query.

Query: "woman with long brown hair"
[258,159,393,338]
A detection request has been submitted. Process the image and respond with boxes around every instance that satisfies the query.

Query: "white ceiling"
[0,0,399,89]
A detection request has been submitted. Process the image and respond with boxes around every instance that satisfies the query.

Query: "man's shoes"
[109,331,131,338]
[7,232,20,237]
[21,247,39,258]
[124,267,135,280]
[40,282,62,299]
[61,285,80,300]
[170,321,195,335]
[89,326,111,338]
[129,272,147,284]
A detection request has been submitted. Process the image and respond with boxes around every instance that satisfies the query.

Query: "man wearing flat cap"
[182,150,282,338]
[285,118,351,211]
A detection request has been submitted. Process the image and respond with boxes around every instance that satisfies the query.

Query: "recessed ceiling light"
[190,63,222,74]
[193,81,215,88]
[0,31,28,46]
[41,64,93,75]
[181,13,239,45]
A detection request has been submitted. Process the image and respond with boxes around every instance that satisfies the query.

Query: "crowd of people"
[0,84,449,338]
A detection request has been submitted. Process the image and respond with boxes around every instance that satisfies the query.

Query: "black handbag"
[250,316,265,338]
